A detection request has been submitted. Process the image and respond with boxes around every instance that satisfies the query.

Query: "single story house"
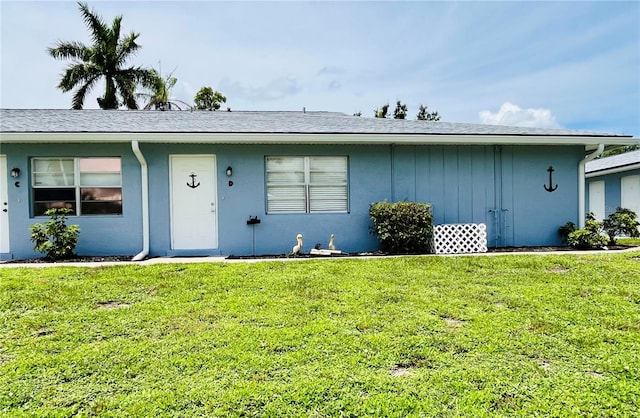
[586,149,640,221]
[1,109,638,260]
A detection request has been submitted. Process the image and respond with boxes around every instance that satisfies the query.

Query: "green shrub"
[558,221,577,243]
[602,207,639,245]
[29,208,80,260]
[566,213,608,249]
[369,201,433,254]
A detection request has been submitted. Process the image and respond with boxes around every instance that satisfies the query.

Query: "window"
[32,158,122,216]
[266,156,348,213]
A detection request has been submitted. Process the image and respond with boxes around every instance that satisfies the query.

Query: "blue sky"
[1,1,638,136]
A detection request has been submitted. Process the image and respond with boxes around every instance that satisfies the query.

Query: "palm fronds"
[48,2,153,109]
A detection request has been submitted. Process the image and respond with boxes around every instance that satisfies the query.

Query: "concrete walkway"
[1,247,638,268]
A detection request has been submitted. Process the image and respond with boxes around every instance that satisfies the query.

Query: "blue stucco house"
[586,150,640,221]
[1,109,638,260]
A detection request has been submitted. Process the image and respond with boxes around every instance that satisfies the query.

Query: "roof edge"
[586,162,640,177]
[1,132,638,146]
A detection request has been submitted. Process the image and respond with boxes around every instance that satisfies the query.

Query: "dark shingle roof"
[0,109,631,137]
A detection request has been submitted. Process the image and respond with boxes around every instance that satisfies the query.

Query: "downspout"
[131,141,149,261]
[578,144,604,228]
[390,144,395,201]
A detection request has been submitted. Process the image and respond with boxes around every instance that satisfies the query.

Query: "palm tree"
[136,67,192,110]
[48,2,155,109]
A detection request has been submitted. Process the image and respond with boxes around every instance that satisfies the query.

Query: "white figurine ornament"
[309,233,341,256]
[289,233,303,257]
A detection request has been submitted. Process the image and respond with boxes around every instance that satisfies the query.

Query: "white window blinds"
[266,156,348,213]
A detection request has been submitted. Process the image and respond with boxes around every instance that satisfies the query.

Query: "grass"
[617,237,640,246]
[1,252,639,417]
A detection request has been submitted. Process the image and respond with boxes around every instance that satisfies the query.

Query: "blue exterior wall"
[2,143,584,260]
[1,143,143,260]
[586,167,640,217]
[141,143,390,257]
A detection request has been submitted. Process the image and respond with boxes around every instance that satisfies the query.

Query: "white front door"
[621,175,640,219]
[170,155,218,250]
[0,155,9,253]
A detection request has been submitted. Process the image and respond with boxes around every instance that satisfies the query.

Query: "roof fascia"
[1,132,638,146]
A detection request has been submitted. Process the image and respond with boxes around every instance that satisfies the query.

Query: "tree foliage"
[194,86,227,111]
[602,207,640,245]
[393,101,408,119]
[602,145,640,158]
[48,2,156,109]
[417,104,441,121]
[374,103,389,118]
[137,67,191,110]
[375,102,441,120]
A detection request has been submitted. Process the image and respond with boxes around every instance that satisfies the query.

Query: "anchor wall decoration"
[186,172,200,189]
[543,166,558,192]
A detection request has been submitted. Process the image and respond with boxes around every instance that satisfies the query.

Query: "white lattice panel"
[434,223,487,254]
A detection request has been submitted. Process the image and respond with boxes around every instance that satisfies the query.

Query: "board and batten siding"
[392,145,583,248]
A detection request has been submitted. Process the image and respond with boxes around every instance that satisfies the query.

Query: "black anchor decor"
[543,166,558,192]
[186,172,200,189]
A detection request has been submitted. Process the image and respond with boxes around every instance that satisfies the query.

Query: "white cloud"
[479,102,561,128]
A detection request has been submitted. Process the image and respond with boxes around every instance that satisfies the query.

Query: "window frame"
[31,157,123,217]
[265,155,349,214]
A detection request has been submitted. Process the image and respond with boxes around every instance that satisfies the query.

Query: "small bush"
[369,201,433,254]
[565,213,608,249]
[30,208,80,260]
[602,207,639,245]
[558,221,577,244]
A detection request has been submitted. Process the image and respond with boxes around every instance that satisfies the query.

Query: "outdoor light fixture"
[10,167,20,178]
[226,166,233,177]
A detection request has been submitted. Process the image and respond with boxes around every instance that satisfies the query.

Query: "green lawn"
[1,253,639,417]
[618,237,640,246]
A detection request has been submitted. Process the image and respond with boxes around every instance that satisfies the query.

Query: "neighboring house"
[586,150,640,221]
[1,109,638,260]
